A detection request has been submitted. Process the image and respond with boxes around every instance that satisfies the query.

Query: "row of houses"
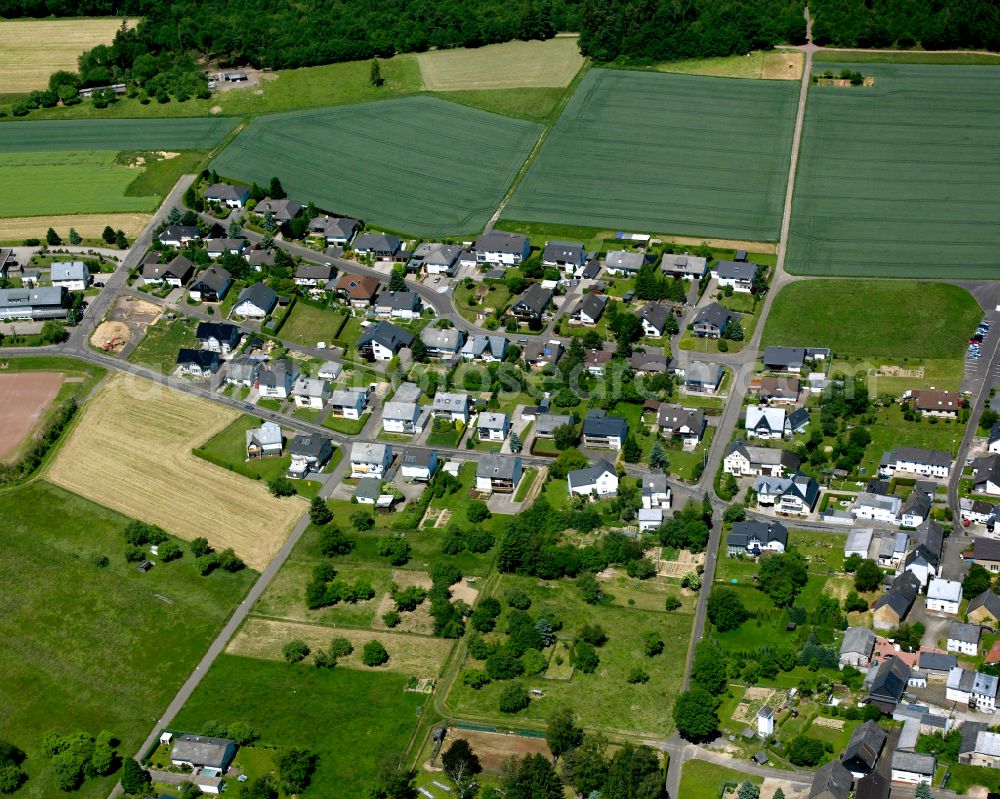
[852,484,934,528]
[243,420,333,478]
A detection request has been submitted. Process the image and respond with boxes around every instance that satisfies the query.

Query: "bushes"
[707,588,749,632]
[376,534,411,565]
[788,735,824,766]
[499,683,530,714]
[283,640,310,663]
[573,642,599,673]
[305,563,375,609]
[362,640,390,667]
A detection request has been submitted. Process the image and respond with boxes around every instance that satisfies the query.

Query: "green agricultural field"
[502,68,799,242]
[0,151,159,217]
[171,655,424,799]
[761,280,981,359]
[0,481,255,799]
[788,63,1000,278]
[0,117,238,152]
[210,96,542,237]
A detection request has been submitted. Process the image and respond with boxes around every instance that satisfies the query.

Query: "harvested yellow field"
[0,18,137,93]
[230,617,452,677]
[418,36,584,90]
[47,373,304,570]
[0,213,151,241]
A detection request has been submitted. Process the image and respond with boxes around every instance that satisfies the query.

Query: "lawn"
[171,655,425,799]
[502,68,799,242]
[788,62,1000,278]
[0,151,160,217]
[859,405,962,477]
[644,49,803,80]
[679,759,762,799]
[416,37,584,91]
[0,481,255,799]
[280,303,348,346]
[0,117,238,152]
[128,316,200,373]
[445,574,692,736]
[948,764,1000,794]
[322,411,370,435]
[761,280,981,359]
[210,96,542,237]
[122,150,208,199]
[514,468,538,501]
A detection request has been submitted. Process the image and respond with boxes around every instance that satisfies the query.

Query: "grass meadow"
[210,96,541,236]
[679,760,762,799]
[416,37,584,90]
[0,117,237,152]
[171,655,424,799]
[502,68,799,242]
[789,62,1000,278]
[0,481,255,799]
[761,280,981,359]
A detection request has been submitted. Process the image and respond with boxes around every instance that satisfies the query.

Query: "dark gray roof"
[715,259,757,281]
[205,183,247,201]
[583,409,628,440]
[918,651,957,672]
[763,346,806,368]
[476,453,520,480]
[255,198,302,221]
[572,293,607,321]
[901,489,932,519]
[874,570,921,619]
[631,350,669,373]
[885,446,952,468]
[949,621,982,645]
[170,735,235,769]
[868,651,912,705]
[195,322,239,345]
[176,348,219,370]
[788,407,810,431]
[989,422,1000,446]
[542,241,584,263]
[401,448,435,468]
[236,282,277,313]
[512,283,553,317]
[567,459,617,490]
[475,231,528,255]
[639,303,670,332]
[808,760,852,799]
[692,301,734,331]
[974,536,1000,562]
[358,320,413,352]
[379,290,421,312]
[891,751,935,776]
[206,237,246,252]
[685,361,724,387]
[354,232,401,253]
[289,434,332,459]
[311,215,360,238]
[960,721,989,756]
[727,519,787,550]
[192,264,232,293]
[158,225,199,241]
[840,627,875,657]
[968,589,1000,619]
[973,453,1000,489]
[842,720,887,774]
[296,264,335,281]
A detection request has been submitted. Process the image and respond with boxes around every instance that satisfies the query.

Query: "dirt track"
[0,371,64,461]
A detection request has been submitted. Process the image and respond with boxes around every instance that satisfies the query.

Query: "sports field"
[0,151,159,217]
[46,374,304,569]
[0,371,64,461]
[0,481,255,799]
[211,96,541,236]
[761,280,981,359]
[788,63,1000,278]
[417,37,584,90]
[0,18,135,93]
[502,68,799,242]
[0,117,238,152]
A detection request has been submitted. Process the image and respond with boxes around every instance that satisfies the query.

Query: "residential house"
[225,357,260,387]
[477,412,510,442]
[808,761,852,799]
[170,735,236,774]
[661,252,708,280]
[715,259,757,292]
[639,303,672,337]
[190,265,233,302]
[309,215,360,245]
[357,321,413,362]
[567,459,619,498]
[972,454,1000,495]
[354,233,402,259]
[988,422,1000,454]
[691,302,734,338]
[204,183,248,208]
[195,322,240,354]
[641,474,671,510]
[915,652,957,683]
[890,752,935,786]
[762,346,807,373]
[473,232,530,266]
[604,249,645,276]
[967,588,1000,625]
[900,489,933,527]
[630,350,669,375]
[908,389,961,419]
[972,536,1000,574]
[583,348,613,376]
[176,348,220,377]
[244,248,275,271]
[461,334,508,362]
[246,421,282,458]
[752,472,818,515]
[542,241,586,273]
[286,434,333,478]
[873,570,921,630]
[866,655,912,713]
[205,238,248,259]
[257,359,295,399]
[963,497,998,525]
[232,282,277,318]
[959,724,1000,767]
[510,283,553,323]
[853,492,902,524]
[839,627,876,668]
[637,508,663,531]
[157,225,200,247]
[382,402,423,435]
[292,377,331,410]
[569,293,607,325]
[255,198,302,223]
[294,264,335,287]
[788,407,810,435]
[880,447,952,480]
[726,520,788,557]
[845,528,875,560]
[683,361,724,394]
[842,721,887,778]
[947,622,982,656]
[475,454,522,493]
[745,406,788,440]
[317,361,343,381]
[757,707,775,737]
[421,327,464,359]
[926,578,962,614]
[582,409,628,450]
[350,442,393,479]
[754,376,800,403]
[375,290,422,320]
[143,254,194,287]
[400,448,437,482]
[947,667,998,712]
[432,392,471,424]
[354,477,382,505]
[328,388,368,420]
[335,274,380,308]
[409,242,461,276]
[724,440,800,477]
[657,404,705,449]
[49,261,89,291]
[523,339,563,370]
[19,269,39,288]
[876,531,910,569]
